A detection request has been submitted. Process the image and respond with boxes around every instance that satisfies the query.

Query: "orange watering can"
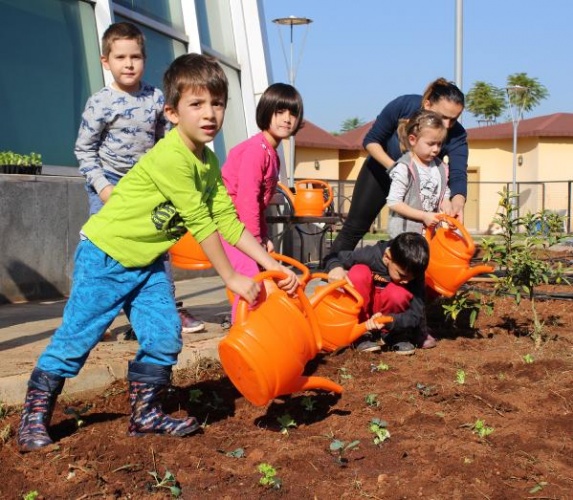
[169,231,212,270]
[309,273,393,352]
[425,215,494,298]
[277,180,333,217]
[218,270,343,406]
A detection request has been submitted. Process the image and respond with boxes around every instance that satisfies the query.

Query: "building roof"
[337,121,374,150]
[295,120,355,150]
[467,113,573,141]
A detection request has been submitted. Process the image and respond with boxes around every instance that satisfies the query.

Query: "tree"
[340,117,365,133]
[506,72,549,115]
[465,81,506,124]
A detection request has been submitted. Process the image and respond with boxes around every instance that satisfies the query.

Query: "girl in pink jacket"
[222,83,304,321]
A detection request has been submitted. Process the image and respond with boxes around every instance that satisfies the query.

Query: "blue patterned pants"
[37,240,182,378]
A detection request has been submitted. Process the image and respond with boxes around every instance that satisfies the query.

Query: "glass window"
[114,0,185,31]
[0,0,102,169]
[115,14,186,89]
[214,63,247,164]
[194,0,236,59]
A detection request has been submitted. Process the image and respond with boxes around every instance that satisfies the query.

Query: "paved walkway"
[0,276,232,406]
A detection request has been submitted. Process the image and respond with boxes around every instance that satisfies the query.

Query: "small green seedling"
[338,367,353,381]
[300,396,317,412]
[472,419,494,438]
[221,447,246,459]
[523,353,535,364]
[0,424,12,444]
[529,481,548,494]
[148,470,181,498]
[370,361,390,372]
[23,491,39,500]
[329,439,360,466]
[456,369,466,385]
[258,463,281,489]
[365,393,379,408]
[188,388,203,404]
[415,382,437,397]
[369,418,390,445]
[63,404,91,428]
[277,414,297,435]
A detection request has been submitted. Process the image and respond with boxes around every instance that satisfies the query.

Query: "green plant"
[0,401,7,419]
[148,448,181,497]
[23,492,39,500]
[370,361,390,372]
[442,289,493,328]
[0,424,12,444]
[338,367,353,381]
[277,413,297,435]
[364,393,379,408]
[300,396,316,412]
[63,404,91,428]
[456,369,466,385]
[523,353,535,364]
[472,418,494,438]
[481,188,568,346]
[258,463,281,489]
[369,418,390,445]
[221,447,246,458]
[329,438,360,465]
[188,388,203,404]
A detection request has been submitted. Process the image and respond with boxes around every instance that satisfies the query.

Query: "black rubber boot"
[18,368,65,452]
[127,361,200,437]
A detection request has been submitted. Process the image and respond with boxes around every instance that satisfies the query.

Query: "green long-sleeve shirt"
[83,128,244,267]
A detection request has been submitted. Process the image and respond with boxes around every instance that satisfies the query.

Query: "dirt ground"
[1,278,572,499]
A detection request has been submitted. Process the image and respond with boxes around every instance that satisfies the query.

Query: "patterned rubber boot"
[18,368,64,452]
[127,361,200,437]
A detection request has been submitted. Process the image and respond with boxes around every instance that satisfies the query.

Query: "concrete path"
[0,276,232,406]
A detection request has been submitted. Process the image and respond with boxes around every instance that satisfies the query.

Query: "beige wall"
[294,147,340,180]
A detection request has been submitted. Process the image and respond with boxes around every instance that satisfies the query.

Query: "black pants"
[329,157,391,256]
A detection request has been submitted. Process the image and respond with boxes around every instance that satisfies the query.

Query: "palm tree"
[465,81,506,124]
[506,73,549,115]
[340,117,365,133]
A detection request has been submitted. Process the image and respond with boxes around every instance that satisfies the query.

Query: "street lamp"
[505,85,529,215]
[272,15,313,188]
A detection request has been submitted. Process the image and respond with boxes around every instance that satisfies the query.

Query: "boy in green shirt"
[18,53,298,452]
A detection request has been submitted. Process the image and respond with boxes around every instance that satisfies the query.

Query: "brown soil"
[1,280,573,499]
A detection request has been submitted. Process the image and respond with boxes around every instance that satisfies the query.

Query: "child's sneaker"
[353,333,382,353]
[387,341,415,356]
[178,308,205,333]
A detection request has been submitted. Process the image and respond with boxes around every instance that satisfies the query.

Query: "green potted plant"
[0,151,42,175]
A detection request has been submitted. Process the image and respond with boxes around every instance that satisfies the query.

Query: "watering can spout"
[295,376,343,395]
[465,264,494,280]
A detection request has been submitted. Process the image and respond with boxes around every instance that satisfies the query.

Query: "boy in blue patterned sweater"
[75,21,203,333]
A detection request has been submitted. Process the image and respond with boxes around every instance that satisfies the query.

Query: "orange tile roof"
[295,120,357,150]
[467,113,573,140]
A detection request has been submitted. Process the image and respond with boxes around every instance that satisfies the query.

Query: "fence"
[325,179,573,234]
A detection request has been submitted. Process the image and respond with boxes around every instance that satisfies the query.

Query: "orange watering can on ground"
[309,273,393,352]
[277,180,333,217]
[169,232,212,270]
[425,215,494,298]
[218,270,343,406]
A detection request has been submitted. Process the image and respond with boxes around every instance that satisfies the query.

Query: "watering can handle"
[427,214,474,251]
[309,272,364,309]
[235,270,324,350]
[270,252,311,286]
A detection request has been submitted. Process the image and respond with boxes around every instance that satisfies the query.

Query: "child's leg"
[373,282,414,315]
[347,264,375,321]
[221,237,261,323]
[126,260,182,366]
[36,240,131,377]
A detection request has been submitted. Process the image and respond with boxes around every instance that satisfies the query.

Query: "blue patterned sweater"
[75,83,167,194]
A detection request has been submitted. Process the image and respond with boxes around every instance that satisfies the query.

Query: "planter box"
[0,164,42,175]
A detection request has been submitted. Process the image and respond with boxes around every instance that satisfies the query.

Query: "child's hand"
[365,312,391,331]
[327,266,349,284]
[422,212,441,228]
[227,274,261,305]
[99,184,114,203]
[276,265,299,295]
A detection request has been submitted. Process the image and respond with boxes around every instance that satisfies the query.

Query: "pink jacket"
[221,132,279,242]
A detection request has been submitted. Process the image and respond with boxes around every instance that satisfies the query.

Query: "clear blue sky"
[261,0,573,133]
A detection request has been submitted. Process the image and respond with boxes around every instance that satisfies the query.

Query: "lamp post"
[505,85,529,216]
[272,15,313,188]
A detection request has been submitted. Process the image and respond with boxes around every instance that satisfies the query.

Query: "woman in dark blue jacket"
[328,78,467,256]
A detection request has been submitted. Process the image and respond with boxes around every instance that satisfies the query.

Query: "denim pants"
[86,170,123,215]
[36,240,182,378]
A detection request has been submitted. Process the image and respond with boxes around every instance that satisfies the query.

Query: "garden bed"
[1,276,572,499]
